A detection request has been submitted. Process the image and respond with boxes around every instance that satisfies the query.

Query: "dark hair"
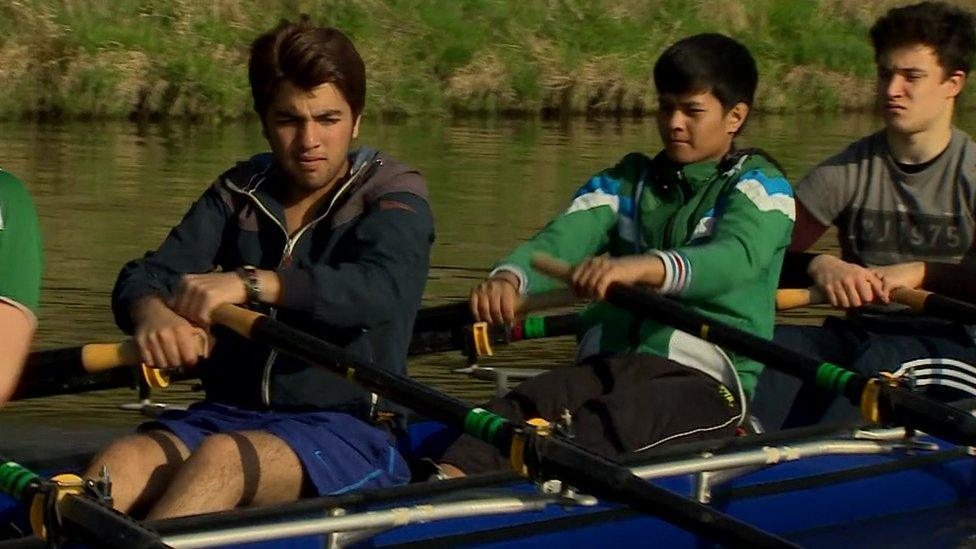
[653,33,758,111]
[249,15,366,119]
[870,2,976,75]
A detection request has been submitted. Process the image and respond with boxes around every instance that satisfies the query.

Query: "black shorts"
[752,316,976,430]
[439,353,742,475]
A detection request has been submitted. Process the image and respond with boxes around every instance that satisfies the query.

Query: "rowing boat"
[6,283,976,547]
[1,417,974,548]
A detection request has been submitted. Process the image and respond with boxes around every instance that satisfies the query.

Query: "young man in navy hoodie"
[86,17,434,519]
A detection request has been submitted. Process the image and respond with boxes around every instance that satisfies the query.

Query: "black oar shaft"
[530,255,976,446]
[0,461,167,549]
[607,285,976,445]
[13,304,577,402]
[537,435,791,547]
[610,284,866,405]
[253,315,517,447]
[893,288,976,325]
[58,493,169,549]
[221,306,792,548]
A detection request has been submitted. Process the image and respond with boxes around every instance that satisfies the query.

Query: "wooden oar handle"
[517,288,577,313]
[80,341,141,373]
[775,288,826,310]
[530,253,573,282]
[212,304,264,338]
[775,286,933,312]
[890,287,931,311]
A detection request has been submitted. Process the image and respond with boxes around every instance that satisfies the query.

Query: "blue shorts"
[141,402,410,496]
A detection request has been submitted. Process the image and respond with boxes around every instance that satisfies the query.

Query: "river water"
[1,112,974,460]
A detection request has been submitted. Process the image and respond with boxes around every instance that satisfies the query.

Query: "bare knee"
[85,431,188,515]
[187,433,243,470]
[87,431,186,476]
[177,433,249,494]
[155,433,249,510]
[178,432,300,506]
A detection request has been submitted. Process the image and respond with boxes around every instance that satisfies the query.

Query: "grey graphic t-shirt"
[797,128,976,267]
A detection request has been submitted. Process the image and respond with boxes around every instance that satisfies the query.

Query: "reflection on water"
[2,113,975,458]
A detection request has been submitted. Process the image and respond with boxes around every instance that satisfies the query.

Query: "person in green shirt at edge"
[0,169,42,404]
[435,33,795,477]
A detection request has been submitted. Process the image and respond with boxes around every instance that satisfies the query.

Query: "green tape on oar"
[815,362,854,394]
[463,408,506,444]
[523,316,546,339]
[0,461,39,500]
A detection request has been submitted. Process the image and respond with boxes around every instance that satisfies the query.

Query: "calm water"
[2,112,976,459]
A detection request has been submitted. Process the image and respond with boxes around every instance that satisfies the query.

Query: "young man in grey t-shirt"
[753,2,976,430]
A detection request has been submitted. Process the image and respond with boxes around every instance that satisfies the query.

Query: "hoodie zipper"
[662,170,686,248]
[228,156,382,406]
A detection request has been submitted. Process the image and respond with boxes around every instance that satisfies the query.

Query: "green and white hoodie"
[495,151,794,402]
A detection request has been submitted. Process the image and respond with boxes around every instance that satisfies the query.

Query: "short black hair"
[653,33,758,111]
[870,2,976,75]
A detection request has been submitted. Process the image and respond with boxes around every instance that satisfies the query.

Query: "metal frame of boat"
[2,419,974,548]
[6,303,976,547]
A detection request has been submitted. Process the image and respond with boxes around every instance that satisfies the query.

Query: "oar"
[413,288,577,333]
[774,287,826,311]
[0,461,167,548]
[410,311,579,358]
[531,253,976,447]
[777,286,976,325]
[12,292,578,402]
[15,340,170,400]
[208,303,793,548]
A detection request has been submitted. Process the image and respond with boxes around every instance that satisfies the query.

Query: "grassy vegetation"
[1,0,971,120]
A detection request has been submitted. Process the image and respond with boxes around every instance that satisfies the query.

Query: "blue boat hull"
[2,425,974,548]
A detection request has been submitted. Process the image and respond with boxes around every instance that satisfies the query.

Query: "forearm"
[130,294,174,325]
[500,209,615,294]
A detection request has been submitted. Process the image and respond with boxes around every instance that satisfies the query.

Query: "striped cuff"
[489,264,529,295]
[650,250,691,295]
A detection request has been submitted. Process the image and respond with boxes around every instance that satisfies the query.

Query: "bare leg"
[146,430,305,520]
[84,430,189,516]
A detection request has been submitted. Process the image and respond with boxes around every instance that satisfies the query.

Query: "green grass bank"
[2,0,974,121]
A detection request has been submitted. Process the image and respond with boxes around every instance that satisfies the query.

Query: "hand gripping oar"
[209,303,794,548]
[410,311,579,359]
[777,286,976,326]
[533,253,976,446]
[413,288,577,332]
[411,288,577,358]
[0,461,168,549]
[412,289,579,360]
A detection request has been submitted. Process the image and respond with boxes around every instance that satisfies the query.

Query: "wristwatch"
[236,265,262,305]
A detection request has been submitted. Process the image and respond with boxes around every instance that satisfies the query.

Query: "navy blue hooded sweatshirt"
[112,147,433,422]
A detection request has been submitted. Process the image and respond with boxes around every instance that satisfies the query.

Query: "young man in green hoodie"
[438,33,795,475]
